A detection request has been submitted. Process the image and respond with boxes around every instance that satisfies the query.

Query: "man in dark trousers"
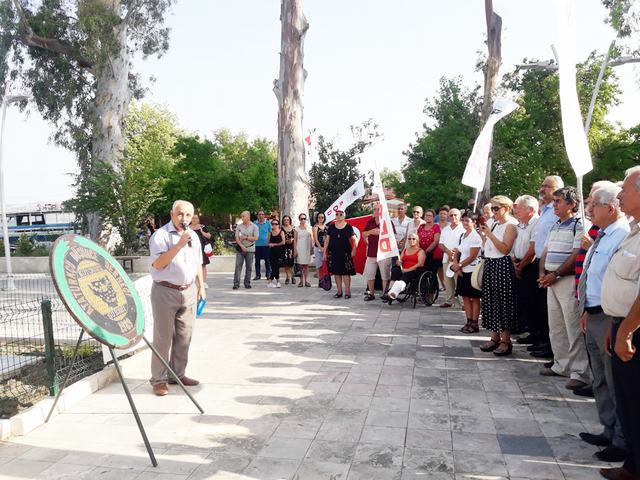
[601,167,640,480]
[148,200,205,396]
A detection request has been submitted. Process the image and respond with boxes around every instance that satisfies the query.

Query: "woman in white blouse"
[450,211,483,333]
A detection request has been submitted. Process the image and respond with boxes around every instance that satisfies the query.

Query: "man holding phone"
[148,200,205,396]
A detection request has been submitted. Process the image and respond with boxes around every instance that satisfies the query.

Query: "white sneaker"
[204,284,209,289]
[276,281,281,288]
[266,281,273,288]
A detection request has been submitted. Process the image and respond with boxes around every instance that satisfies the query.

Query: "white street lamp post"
[0,85,30,291]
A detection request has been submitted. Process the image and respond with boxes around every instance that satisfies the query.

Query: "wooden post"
[273,0,310,220]
[476,0,502,209]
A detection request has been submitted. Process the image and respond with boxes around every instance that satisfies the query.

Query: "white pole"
[0,87,15,291]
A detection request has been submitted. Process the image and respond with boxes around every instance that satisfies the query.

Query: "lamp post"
[0,85,30,291]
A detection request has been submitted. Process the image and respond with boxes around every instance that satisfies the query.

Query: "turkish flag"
[344,214,371,274]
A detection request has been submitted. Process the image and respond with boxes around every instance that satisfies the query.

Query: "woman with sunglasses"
[294,213,313,287]
[281,215,296,284]
[267,219,285,288]
[479,196,518,356]
[313,212,328,285]
[387,233,426,300]
[324,209,356,298]
[406,205,426,238]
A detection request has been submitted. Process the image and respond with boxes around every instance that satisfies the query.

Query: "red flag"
[344,214,372,275]
[305,135,311,146]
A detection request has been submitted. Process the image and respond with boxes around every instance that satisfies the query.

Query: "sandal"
[494,341,513,356]
[298,282,304,288]
[334,293,343,298]
[364,293,375,301]
[344,294,351,299]
[305,282,311,287]
[466,321,479,333]
[459,321,472,333]
[291,278,296,285]
[480,339,500,352]
[285,278,290,285]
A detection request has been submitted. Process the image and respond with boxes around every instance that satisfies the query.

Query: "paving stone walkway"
[0,273,615,479]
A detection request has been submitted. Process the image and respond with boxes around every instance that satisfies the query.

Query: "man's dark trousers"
[530,259,550,343]
[254,246,271,279]
[611,319,640,475]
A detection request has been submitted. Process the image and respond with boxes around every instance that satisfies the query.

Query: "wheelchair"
[387,268,439,308]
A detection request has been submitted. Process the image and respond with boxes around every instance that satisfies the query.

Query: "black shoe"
[232,285,239,290]
[580,432,612,447]
[594,446,627,463]
[527,342,551,352]
[530,349,554,358]
[574,384,594,398]
[245,285,252,289]
[253,276,260,280]
[517,334,538,345]
[544,360,554,368]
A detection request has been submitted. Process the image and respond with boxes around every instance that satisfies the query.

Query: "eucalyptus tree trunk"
[273,0,309,220]
[87,11,131,242]
[476,0,502,210]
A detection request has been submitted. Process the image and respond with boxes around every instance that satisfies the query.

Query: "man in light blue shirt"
[523,175,563,354]
[577,184,629,463]
[253,210,272,280]
[578,184,630,462]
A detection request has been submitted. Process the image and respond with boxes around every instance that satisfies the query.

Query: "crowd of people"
[229,168,640,480]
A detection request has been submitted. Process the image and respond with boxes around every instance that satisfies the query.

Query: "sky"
[3,0,639,207]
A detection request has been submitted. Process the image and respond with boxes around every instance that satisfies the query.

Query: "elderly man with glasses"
[538,186,591,391]
[576,183,629,464]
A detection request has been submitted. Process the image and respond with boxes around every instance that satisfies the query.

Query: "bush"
[14,234,34,256]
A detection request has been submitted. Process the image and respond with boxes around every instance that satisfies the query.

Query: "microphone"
[182,223,192,247]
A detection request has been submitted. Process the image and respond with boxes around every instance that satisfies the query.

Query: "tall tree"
[273,0,309,222]
[0,0,174,241]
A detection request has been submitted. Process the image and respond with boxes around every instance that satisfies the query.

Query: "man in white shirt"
[391,203,412,252]
[438,208,464,308]
[513,195,540,336]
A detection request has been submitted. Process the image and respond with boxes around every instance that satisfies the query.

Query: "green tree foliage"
[395,77,480,209]
[160,131,278,219]
[602,0,639,41]
[398,53,636,208]
[67,103,181,253]
[308,121,380,216]
[0,0,173,155]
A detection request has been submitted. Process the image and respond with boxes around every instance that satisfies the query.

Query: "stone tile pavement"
[0,273,618,479]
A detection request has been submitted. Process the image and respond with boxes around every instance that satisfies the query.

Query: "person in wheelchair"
[385,233,426,301]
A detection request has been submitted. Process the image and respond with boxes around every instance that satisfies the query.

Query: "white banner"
[325,176,365,223]
[555,0,593,177]
[372,171,399,261]
[461,97,519,190]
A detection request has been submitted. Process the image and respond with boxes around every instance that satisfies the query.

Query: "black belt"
[585,305,603,315]
[156,281,193,291]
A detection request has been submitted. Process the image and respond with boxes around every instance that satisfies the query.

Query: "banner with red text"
[372,171,399,262]
[325,177,366,223]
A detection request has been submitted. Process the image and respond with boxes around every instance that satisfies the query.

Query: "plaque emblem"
[50,234,144,349]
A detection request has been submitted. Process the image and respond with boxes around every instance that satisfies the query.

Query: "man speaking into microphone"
[148,200,205,396]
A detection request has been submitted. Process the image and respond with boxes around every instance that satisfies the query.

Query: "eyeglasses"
[412,210,421,214]
[336,212,345,216]
[491,206,502,212]
[299,217,307,221]
[408,237,418,241]
[271,222,279,225]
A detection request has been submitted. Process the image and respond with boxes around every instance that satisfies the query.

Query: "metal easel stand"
[45,334,204,468]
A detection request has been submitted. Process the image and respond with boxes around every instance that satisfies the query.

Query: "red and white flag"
[325,177,365,223]
[372,171,399,262]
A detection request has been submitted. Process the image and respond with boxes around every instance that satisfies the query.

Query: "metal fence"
[0,274,104,418]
